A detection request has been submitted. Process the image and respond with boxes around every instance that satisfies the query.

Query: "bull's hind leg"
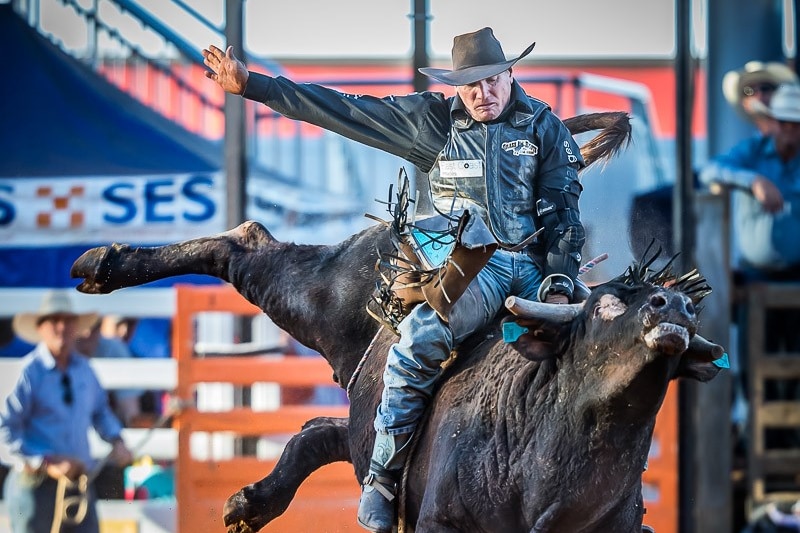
[223,416,352,533]
[70,221,275,294]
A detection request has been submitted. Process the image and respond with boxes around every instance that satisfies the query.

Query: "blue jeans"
[4,469,100,533]
[374,249,543,434]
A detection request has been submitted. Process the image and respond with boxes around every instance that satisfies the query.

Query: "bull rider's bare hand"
[202,45,249,95]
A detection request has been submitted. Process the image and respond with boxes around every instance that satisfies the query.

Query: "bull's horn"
[686,334,725,362]
[505,296,583,322]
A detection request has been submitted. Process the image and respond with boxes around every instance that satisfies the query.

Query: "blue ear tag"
[503,322,529,343]
[712,352,730,369]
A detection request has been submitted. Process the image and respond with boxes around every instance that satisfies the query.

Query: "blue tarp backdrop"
[0,4,224,290]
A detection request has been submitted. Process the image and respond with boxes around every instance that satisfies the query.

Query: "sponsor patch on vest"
[502,139,538,156]
[439,159,483,178]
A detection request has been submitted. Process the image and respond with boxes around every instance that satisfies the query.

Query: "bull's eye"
[649,293,667,308]
[686,300,695,315]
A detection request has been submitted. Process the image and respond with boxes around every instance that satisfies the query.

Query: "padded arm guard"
[537,179,585,300]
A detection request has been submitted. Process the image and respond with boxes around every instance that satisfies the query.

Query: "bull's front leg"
[70,221,275,294]
[224,416,352,533]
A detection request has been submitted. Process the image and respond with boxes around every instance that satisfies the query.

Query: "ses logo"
[103,175,217,224]
[0,175,219,228]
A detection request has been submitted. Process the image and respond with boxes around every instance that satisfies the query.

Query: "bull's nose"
[648,291,695,317]
[648,292,667,309]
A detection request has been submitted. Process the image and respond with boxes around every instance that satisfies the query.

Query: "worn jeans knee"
[374,302,453,434]
[373,250,543,434]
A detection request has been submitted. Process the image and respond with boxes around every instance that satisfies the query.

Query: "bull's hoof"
[70,244,124,294]
[223,489,269,533]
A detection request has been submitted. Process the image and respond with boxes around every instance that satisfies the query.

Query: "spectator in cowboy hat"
[702,83,800,275]
[722,60,799,134]
[0,290,132,533]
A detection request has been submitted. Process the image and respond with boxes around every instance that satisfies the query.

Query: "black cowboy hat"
[419,27,535,86]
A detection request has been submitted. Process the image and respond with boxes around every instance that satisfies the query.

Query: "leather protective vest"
[427,107,545,248]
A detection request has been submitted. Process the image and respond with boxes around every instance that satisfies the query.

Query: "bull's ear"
[501,316,564,361]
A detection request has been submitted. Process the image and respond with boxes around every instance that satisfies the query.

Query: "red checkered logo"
[35,185,85,228]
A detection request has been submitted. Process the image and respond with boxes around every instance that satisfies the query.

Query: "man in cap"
[703,82,800,274]
[722,60,799,135]
[203,27,586,532]
[0,290,133,533]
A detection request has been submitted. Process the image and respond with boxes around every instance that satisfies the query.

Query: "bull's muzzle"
[641,290,697,355]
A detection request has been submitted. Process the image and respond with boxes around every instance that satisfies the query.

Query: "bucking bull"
[70,112,725,533]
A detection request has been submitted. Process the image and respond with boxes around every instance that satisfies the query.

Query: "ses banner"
[0,173,225,246]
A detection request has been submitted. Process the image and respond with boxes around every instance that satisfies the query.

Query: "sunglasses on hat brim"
[743,83,778,97]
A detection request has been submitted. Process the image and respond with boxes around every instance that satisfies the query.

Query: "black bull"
[69,112,725,532]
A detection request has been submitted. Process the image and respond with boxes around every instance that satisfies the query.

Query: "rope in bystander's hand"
[49,395,192,532]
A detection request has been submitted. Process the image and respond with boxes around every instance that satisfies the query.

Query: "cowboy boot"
[357,432,413,533]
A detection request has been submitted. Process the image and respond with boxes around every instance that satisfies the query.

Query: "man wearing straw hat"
[0,290,132,532]
[722,60,799,135]
[203,27,588,531]
[702,83,800,295]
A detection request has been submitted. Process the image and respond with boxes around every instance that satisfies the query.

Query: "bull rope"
[396,404,432,533]
[395,349,460,533]
[346,326,385,398]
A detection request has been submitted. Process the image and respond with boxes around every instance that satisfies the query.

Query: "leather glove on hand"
[544,292,569,305]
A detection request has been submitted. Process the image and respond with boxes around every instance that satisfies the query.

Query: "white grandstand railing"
[0,288,176,318]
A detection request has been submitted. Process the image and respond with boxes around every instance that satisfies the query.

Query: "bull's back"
[403,337,545,529]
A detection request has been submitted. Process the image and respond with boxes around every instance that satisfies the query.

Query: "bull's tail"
[564,111,632,169]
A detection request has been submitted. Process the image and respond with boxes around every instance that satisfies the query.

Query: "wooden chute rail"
[172,284,358,532]
[742,282,800,510]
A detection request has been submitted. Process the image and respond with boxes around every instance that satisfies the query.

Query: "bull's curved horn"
[505,296,584,322]
[686,334,724,362]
